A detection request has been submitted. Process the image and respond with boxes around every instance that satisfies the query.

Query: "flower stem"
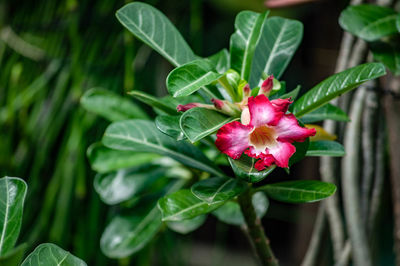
[238,189,279,266]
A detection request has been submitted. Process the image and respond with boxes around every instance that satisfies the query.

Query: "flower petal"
[215,121,253,159]
[254,155,275,171]
[271,98,292,113]
[268,141,296,168]
[248,95,284,127]
[275,114,316,142]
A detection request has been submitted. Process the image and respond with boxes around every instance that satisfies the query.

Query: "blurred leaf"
[208,49,230,73]
[0,177,27,256]
[103,120,223,176]
[339,4,398,42]
[167,59,223,97]
[166,215,207,234]
[212,192,269,226]
[158,190,223,221]
[80,88,148,121]
[259,180,336,203]
[230,11,269,81]
[300,103,350,123]
[129,91,177,115]
[306,141,345,157]
[370,42,400,76]
[308,125,336,141]
[228,155,276,183]
[116,2,196,67]
[250,17,303,87]
[87,143,158,173]
[191,177,247,204]
[180,108,237,143]
[397,13,400,32]
[293,63,386,117]
[0,244,27,266]
[21,243,86,265]
[155,115,186,140]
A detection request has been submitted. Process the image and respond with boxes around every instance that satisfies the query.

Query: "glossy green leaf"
[94,167,166,205]
[230,11,269,81]
[208,49,230,73]
[129,90,177,115]
[0,244,26,266]
[0,177,27,256]
[87,143,158,173]
[278,85,300,101]
[166,215,207,234]
[180,108,237,143]
[339,4,398,42]
[289,138,310,167]
[250,17,303,87]
[306,141,345,157]
[116,2,196,67]
[21,243,86,266]
[80,88,148,121]
[155,115,185,140]
[191,177,247,204]
[167,59,223,97]
[293,63,386,117]
[370,42,400,76]
[103,120,223,177]
[228,155,276,183]
[300,103,350,123]
[259,180,336,203]
[212,192,269,226]
[158,190,223,221]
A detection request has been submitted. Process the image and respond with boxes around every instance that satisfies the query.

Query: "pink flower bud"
[176,103,200,112]
[259,75,274,96]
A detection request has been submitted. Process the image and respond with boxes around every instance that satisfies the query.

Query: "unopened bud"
[212,98,241,116]
[259,75,274,96]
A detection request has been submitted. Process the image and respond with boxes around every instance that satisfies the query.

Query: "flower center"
[249,125,277,152]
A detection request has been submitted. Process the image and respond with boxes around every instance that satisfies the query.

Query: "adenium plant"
[81,2,386,265]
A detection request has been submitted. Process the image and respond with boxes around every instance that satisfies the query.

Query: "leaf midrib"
[359,14,397,38]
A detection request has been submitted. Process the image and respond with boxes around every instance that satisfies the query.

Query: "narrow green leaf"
[158,190,223,221]
[306,141,345,157]
[293,63,386,117]
[87,143,158,173]
[116,2,196,67]
[191,177,247,204]
[250,17,303,87]
[103,120,223,177]
[300,104,350,123]
[167,59,223,97]
[230,11,269,81]
[0,177,27,256]
[180,108,237,143]
[339,4,398,42]
[155,115,186,140]
[166,215,207,234]
[370,42,400,76]
[208,49,230,73]
[228,155,276,183]
[21,243,86,266]
[259,180,336,203]
[128,91,177,115]
[278,85,301,101]
[81,88,148,121]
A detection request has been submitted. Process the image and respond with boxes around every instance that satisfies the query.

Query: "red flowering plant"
[81,2,386,265]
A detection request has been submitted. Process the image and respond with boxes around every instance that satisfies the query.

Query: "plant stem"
[238,189,278,266]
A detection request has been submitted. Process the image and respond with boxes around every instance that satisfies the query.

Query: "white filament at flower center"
[249,125,277,154]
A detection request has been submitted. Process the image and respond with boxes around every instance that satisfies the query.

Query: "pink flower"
[215,94,316,170]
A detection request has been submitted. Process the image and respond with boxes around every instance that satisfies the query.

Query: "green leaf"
[180,108,237,143]
[339,4,398,42]
[300,103,350,123]
[101,206,162,258]
[191,177,247,204]
[158,190,223,221]
[167,59,223,97]
[103,120,223,177]
[228,155,276,183]
[116,2,196,67]
[208,49,230,73]
[370,42,400,76]
[259,180,336,203]
[155,115,186,140]
[212,192,269,226]
[397,13,400,32]
[94,167,166,205]
[166,215,207,234]
[129,90,177,115]
[87,143,158,173]
[0,177,27,256]
[21,243,86,266]
[279,85,301,101]
[289,138,310,167]
[250,17,303,87]
[293,63,386,117]
[306,141,345,157]
[80,88,148,121]
[0,244,27,266]
[230,11,269,81]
